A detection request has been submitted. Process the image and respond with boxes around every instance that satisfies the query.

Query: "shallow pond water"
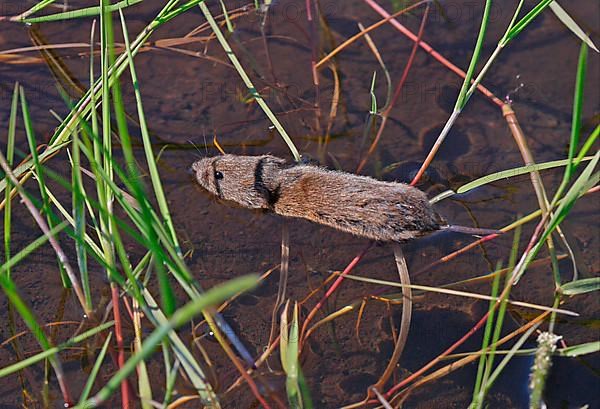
[0,1,598,408]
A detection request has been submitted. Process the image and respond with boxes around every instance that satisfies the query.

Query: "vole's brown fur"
[192,154,445,242]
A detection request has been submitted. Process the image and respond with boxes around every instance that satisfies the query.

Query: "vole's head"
[192,154,287,209]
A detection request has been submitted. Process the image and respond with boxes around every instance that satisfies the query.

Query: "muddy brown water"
[0,1,599,408]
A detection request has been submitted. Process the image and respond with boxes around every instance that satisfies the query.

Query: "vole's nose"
[187,164,196,175]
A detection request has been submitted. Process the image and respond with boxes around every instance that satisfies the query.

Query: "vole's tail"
[440,225,503,236]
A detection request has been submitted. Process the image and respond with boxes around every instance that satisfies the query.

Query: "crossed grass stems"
[0,0,598,408]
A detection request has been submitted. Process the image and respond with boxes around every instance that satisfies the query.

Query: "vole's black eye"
[214,171,224,180]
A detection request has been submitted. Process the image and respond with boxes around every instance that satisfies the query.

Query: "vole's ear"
[296,154,320,166]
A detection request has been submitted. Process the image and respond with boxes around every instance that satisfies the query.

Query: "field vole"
[192,155,492,242]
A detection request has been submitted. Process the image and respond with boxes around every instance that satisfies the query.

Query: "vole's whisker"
[188,139,203,160]
[202,133,209,156]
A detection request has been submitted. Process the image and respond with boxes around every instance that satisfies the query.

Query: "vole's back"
[273,165,442,242]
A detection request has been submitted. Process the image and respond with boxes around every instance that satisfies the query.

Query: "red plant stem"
[356,2,430,174]
[56,369,73,407]
[363,0,504,107]
[300,243,373,342]
[413,232,499,275]
[111,283,130,409]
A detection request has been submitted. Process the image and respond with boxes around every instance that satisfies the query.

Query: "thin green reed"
[20,87,71,287]
[199,1,301,161]
[470,261,501,409]
[70,125,92,310]
[480,227,520,401]
[77,332,112,403]
[119,9,182,256]
[0,222,73,402]
[454,0,493,111]
[0,320,113,378]
[98,0,116,281]
[564,43,589,195]
[102,0,177,314]
[3,83,18,277]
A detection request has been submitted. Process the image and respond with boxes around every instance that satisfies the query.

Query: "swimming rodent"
[191,154,497,242]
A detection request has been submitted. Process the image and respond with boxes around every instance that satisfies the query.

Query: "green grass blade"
[0,221,69,275]
[296,367,314,409]
[118,10,181,255]
[161,358,180,408]
[549,3,598,52]
[559,341,600,357]
[104,0,176,315]
[100,0,113,227]
[110,217,144,300]
[142,289,221,406]
[19,86,70,288]
[560,277,600,296]
[12,0,56,20]
[516,151,599,283]
[83,275,259,407]
[133,306,153,409]
[3,82,19,276]
[78,332,113,403]
[0,273,50,351]
[285,302,301,407]
[280,301,290,373]
[218,0,234,32]
[199,2,300,161]
[22,0,143,23]
[479,231,520,406]
[470,262,501,408]
[541,152,599,241]
[369,71,378,114]
[504,0,554,44]
[575,125,599,165]
[0,273,67,389]
[454,0,492,110]
[477,322,541,401]
[0,322,113,378]
[70,125,92,310]
[566,42,588,181]
[457,157,594,194]
[70,134,190,286]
